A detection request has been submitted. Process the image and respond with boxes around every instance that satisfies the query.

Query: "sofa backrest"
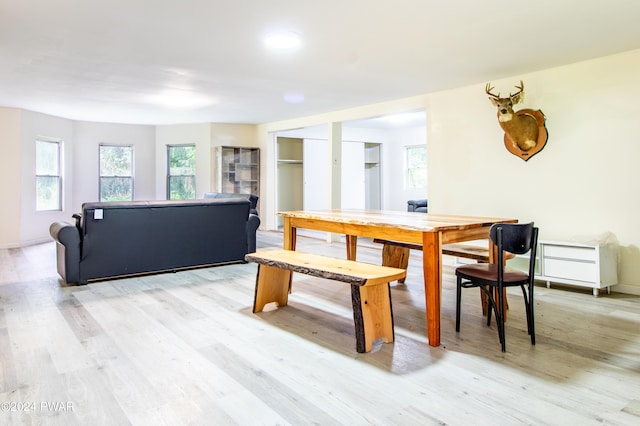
[79,198,251,281]
[203,192,258,211]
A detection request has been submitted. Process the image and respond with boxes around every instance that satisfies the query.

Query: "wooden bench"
[373,239,497,284]
[245,249,406,353]
[373,238,513,317]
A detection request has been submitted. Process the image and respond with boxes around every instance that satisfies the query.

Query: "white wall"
[0,108,24,246]
[384,125,428,210]
[155,123,211,199]
[1,118,254,247]
[20,111,74,244]
[211,123,257,148]
[303,139,329,211]
[342,125,427,211]
[257,48,640,294]
[3,48,640,293]
[257,96,427,229]
[73,121,156,210]
[275,124,427,213]
[341,141,365,209]
[1,109,157,247]
[210,123,258,193]
[426,49,640,293]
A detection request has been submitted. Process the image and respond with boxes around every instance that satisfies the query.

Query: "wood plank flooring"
[0,230,639,425]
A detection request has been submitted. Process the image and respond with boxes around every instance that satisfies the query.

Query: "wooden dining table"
[278,209,518,347]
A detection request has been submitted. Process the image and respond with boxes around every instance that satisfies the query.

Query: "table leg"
[422,232,442,347]
[283,217,297,292]
[283,217,297,250]
[345,235,358,260]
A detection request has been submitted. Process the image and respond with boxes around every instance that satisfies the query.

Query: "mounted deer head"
[486,80,539,152]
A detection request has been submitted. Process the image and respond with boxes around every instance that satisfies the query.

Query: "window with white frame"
[167,144,196,200]
[406,145,427,189]
[36,139,62,211]
[99,144,134,202]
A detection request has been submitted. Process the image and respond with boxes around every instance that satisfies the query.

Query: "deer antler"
[509,80,524,99]
[485,83,501,99]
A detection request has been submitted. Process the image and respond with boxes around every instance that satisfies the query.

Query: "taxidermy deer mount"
[486,80,548,161]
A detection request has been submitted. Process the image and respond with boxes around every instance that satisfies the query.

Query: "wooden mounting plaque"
[504,109,548,161]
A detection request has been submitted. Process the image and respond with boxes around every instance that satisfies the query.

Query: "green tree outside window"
[167,145,196,200]
[406,145,427,189]
[36,139,62,211]
[99,145,133,202]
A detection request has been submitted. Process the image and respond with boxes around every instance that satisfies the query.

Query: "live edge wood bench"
[373,239,514,317]
[245,249,406,353]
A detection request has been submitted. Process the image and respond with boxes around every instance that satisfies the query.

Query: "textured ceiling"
[1,0,639,125]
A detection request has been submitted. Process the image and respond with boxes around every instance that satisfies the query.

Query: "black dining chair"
[455,222,539,352]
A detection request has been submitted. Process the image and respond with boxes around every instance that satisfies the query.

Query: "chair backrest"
[491,222,538,280]
[490,222,537,256]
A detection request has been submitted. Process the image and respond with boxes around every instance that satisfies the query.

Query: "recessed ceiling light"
[264,31,301,49]
[283,92,305,104]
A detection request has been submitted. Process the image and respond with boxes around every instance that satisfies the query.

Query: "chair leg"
[520,284,536,346]
[485,285,492,327]
[456,276,462,332]
[483,288,504,351]
[529,284,536,345]
[521,287,532,336]
[497,285,506,352]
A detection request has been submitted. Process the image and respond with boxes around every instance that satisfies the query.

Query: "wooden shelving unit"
[217,146,260,195]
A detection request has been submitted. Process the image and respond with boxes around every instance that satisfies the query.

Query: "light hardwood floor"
[1,231,639,425]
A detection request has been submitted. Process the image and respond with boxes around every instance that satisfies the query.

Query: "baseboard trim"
[611,284,640,296]
[0,237,53,249]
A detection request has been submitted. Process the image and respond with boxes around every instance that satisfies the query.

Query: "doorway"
[276,137,303,229]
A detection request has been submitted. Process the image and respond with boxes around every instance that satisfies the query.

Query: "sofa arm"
[246,213,261,253]
[49,221,81,284]
[407,199,428,213]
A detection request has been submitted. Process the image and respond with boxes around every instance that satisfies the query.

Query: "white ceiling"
[1,0,640,126]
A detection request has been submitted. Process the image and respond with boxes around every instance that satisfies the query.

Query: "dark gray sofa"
[203,192,259,214]
[49,198,260,285]
[407,199,427,213]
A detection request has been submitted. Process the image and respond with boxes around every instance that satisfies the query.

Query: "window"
[167,145,196,200]
[99,144,134,202]
[36,139,62,211]
[406,145,427,189]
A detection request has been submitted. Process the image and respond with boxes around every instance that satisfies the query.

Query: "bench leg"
[253,264,291,313]
[351,283,394,353]
[381,245,410,284]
